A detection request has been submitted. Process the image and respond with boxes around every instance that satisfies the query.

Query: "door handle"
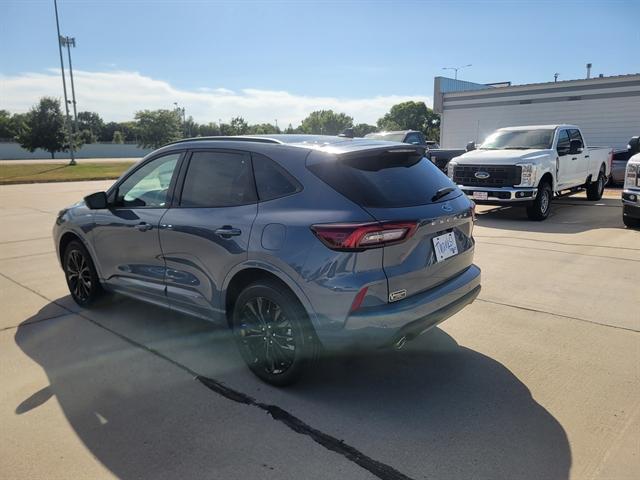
[571,157,577,161]
[215,226,242,238]
[135,222,153,232]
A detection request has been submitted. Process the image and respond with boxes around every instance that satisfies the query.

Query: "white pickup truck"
[447,125,613,220]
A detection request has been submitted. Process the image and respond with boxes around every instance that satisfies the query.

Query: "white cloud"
[0,69,431,126]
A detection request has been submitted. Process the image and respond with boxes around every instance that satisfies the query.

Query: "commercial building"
[433,73,640,149]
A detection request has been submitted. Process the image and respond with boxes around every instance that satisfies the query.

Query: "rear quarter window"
[252,154,302,201]
[307,151,456,208]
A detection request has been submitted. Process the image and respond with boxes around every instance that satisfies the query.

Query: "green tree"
[0,110,13,140]
[300,110,353,135]
[377,101,440,140]
[229,116,249,135]
[248,123,280,135]
[79,129,97,144]
[17,97,67,158]
[183,116,198,138]
[77,111,104,139]
[134,109,182,148]
[197,122,220,136]
[112,130,125,144]
[352,123,377,137]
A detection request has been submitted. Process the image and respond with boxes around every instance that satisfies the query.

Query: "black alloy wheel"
[232,281,318,386]
[63,240,102,306]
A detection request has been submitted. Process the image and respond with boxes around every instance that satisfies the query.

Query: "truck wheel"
[586,167,606,201]
[526,181,552,221]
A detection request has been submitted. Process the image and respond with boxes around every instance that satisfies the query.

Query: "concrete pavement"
[0,180,638,479]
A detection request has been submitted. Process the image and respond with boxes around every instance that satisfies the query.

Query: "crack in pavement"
[477,298,639,333]
[0,271,415,480]
[479,240,640,263]
[475,235,640,252]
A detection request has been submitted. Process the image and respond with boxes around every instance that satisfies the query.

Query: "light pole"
[53,0,75,165]
[60,36,78,149]
[173,102,187,137]
[442,64,472,80]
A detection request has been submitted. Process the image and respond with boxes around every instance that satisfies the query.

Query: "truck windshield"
[480,129,554,150]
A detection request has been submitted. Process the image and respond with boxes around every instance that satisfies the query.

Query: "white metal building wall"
[439,75,640,149]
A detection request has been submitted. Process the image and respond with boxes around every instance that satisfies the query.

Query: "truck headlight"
[516,163,537,187]
[447,161,457,180]
[625,163,638,189]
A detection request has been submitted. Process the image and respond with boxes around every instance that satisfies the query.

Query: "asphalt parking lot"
[1,181,638,480]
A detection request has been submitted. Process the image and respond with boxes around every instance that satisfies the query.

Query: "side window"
[405,133,422,145]
[556,130,570,154]
[252,154,302,201]
[116,152,180,208]
[180,151,257,207]
[569,129,584,148]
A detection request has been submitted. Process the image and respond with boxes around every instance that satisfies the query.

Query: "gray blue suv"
[53,135,481,385]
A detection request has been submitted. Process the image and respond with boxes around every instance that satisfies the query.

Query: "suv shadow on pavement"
[15,297,571,480]
[476,196,624,234]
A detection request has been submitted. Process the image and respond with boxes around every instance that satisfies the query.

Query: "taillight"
[311,221,418,251]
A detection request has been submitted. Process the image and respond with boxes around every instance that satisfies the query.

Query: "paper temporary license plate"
[472,191,488,201]
[433,232,459,263]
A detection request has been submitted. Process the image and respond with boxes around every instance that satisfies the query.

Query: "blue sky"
[1,0,639,124]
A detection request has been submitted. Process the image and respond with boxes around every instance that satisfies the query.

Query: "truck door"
[568,129,588,183]
[556,129,574,189]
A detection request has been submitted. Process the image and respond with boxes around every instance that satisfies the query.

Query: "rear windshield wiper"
[431,186,456,202]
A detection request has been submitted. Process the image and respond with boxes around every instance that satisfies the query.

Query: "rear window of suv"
[307,151,456,208]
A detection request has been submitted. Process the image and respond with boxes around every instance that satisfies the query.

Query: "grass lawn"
[0,162,135,185]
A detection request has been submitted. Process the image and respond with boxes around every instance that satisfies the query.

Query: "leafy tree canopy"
[134,109,182,148]
[17,97,68,158]
[300,110,353,135]
[376,101,440,141]
[77,111,104,138]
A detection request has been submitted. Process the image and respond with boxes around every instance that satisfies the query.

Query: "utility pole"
[53,0,75,165]
[61,36,78,147]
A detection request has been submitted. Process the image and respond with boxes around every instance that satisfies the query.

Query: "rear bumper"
[319,265,481,350]
[459,186,538,204]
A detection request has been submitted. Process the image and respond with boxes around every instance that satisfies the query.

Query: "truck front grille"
[453,165,522,187]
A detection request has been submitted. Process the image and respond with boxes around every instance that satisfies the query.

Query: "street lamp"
[53,0,76,165]
[442,64,472,80]
[60,36,78,149]
[173,102,187,137]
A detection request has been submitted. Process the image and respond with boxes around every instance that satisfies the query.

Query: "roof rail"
[166,136,283,146]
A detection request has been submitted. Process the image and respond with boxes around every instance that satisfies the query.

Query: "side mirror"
[569,139,583,155]
[466,141,476,152]
[628,136,640,154]
[84,191,108,209]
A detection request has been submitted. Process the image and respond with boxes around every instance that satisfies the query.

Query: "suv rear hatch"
[308,147,476,301]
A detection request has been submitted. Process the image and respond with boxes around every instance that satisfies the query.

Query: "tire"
[623,214,640,228]
[526,181,552,221]
[63,240,103,307]
[586,167,606,201]
[231,280,319,386]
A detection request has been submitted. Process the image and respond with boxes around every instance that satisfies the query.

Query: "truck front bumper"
[622,189,640,219]
[459,186,538,204]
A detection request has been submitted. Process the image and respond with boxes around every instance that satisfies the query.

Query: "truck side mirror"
[569,139,582,155]
[628,136,640,154]
[84,191,108,209]
[466,141,476,152]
